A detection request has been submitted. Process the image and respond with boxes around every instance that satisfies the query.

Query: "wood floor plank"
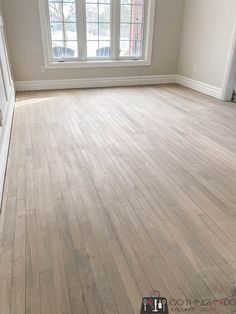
[104,262,134,314]
[39,271,57,314]
[11,200,26,314]
[108,239,142,314]
[25,210,40,314]
[1,85,236,313]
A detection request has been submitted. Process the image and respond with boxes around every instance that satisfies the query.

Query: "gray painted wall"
[178,0,236,88]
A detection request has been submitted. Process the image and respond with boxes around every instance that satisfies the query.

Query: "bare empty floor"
[1,85,236,314]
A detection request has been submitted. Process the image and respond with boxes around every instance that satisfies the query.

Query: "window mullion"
[142,0,149,60]
[112,0,120,60]
[76,0,86,60]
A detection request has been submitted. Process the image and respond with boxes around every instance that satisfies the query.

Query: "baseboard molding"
[15,75,223,100]
[0,88,15,205]
[176,75,222,99]
[15,75,176,91]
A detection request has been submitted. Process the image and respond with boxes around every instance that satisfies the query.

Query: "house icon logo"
[140,290,169,314]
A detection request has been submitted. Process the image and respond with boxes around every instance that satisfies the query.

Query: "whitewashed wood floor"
[1,85,236,314]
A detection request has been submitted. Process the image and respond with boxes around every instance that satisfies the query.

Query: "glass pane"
[121,0,131,3]
[120,5,131,23]
[97,41,111,57]
[64,23,77,40]
[49,1,77,22]
[65,41,78,57]
[131,5,144,23]
[132,40,142,57]
[99,23,110,40]
[87,23,98,40]
[121,4,144,23]
[49,2,63,22]
[120,23,131,40]
[130,23,143,41]
[63,2,76,22]
[120,41,129,56]
[121,0,144,4]
[86,4,98,22]
[120,40,142,57]
[49,0,74,2]
[52,41,77,58]
[120,23,143,43]
[87,41,99,57]
[50,22,63,40]
[52,41,65,58]
[86,0,110,3]
[99,4,110,22]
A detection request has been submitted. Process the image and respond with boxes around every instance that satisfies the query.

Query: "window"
[39,0,155,68]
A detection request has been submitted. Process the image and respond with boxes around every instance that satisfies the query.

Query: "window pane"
[87,41,99,57]
[49,0,74,2]
[63,2,76,22]
[50,22,63,40]
[65,41,78,57]
[121,0,144,4]
[131,5,144,23]
[120,23,131,40]
[87,23,98,40]
[64,23,77,40]
[97,41,111,57]
[52,41,78,58]
[86,3,110,22]
[99,23,110,39]
[86,4,98,22]
[99,4,110,22]
[86,0,110,4]
[120,40,142,57]
[49,1,76,22]
[52,41,65,58]
[120,41,129,56]
[48,0,78,60]
[130,23,143,41]
[49,2,63,22]
[120,5,131,23]
[120,4,144,23]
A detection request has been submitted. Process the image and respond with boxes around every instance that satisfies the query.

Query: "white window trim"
[38,0,155,69]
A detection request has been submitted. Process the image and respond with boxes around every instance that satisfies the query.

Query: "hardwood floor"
[1,84,236,313]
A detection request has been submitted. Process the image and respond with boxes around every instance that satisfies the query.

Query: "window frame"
[39,0,155,69]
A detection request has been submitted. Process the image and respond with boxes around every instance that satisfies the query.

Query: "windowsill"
[45,58,151,69]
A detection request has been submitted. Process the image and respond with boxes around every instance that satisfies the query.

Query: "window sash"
[45,0,147,62]
[85,1,113,59]
[48,0,79,60]
[119,1,146,59]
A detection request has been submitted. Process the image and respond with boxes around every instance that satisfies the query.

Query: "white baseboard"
[0,88,15,204]
[15,75,176,91]
[15,74,223,100]
[176,75,222,100]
